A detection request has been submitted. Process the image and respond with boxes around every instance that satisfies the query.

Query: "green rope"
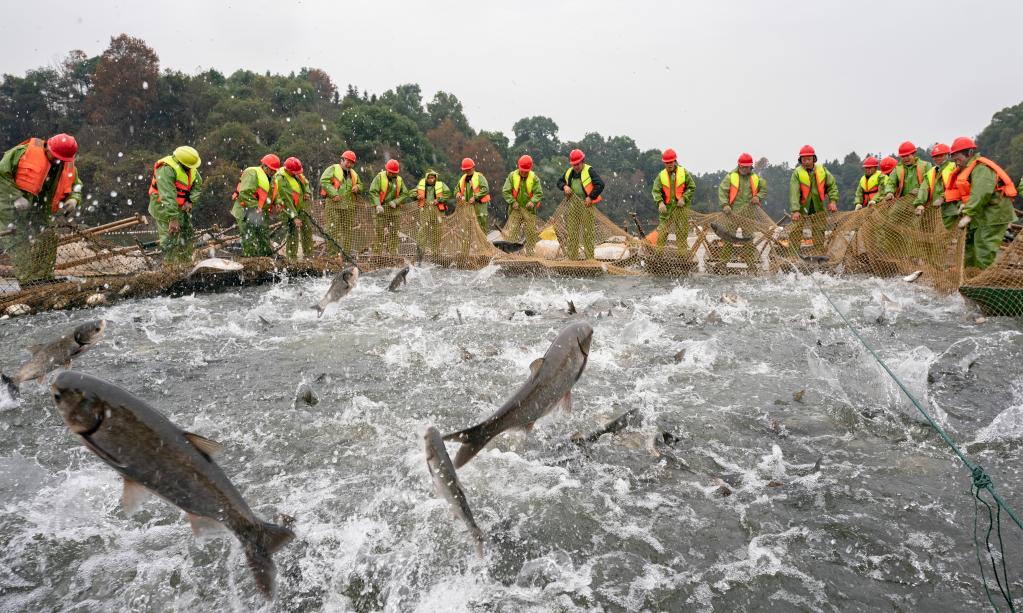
[792,264,1021,611]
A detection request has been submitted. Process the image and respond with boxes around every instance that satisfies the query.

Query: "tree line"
[2,34,1020,231]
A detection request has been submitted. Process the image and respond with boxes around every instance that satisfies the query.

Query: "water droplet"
[110,191,118,198]
[142,81,149,90]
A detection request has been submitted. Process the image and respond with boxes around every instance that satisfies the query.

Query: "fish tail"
[1,373,18,399]
[313,303,324,318]
[244,520,296,597]
[442,426,492,469]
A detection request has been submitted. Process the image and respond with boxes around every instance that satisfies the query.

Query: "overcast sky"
[4,0,1022,172]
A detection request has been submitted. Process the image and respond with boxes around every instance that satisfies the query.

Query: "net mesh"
[0,191,1011,316]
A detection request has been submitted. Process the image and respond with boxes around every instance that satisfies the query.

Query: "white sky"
[4,0,1022,172]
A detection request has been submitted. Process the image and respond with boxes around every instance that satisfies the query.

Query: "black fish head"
[51,371,105,435]
[73,320,106,346]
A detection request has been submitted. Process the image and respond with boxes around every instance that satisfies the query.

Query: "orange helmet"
[260,153,281,171]
[898,141,916,157]
[799,145,816,158]
[461,157,475,171]
[661,148,677,164]
[880,156,897,174]
[569,149,585,165]
[950,136,977,154]
[341,150,357,163]
[930,143,950,157]
[47,133,78,162]
[737,152,753,167]
[862,156,879,169]
[385,159,400,173]
[284,157,303,174]
[518,155,533,171]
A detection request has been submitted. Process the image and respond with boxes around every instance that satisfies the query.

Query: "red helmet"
[862,156,879,169]
[47,133,78,162]
[950,136,977,154]
[569,149,585,165]
[385,159,400,173]
[930,143,950,157]
[799,145,816,158]
[341,150,357,163]
[898,141,916,157]
[661,148,677,164]
[261,153,281,171]
[284,157,303,174]
[518,155,533,171]
[737,152,754,167]
[461,157,475,171]
[880,156,897,174]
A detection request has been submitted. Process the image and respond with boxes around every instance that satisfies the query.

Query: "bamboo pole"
[55,245,145,271]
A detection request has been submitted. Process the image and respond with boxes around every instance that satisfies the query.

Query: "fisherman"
[913,143,958,229]
[948,136,1018,270]
[0,133,81,284]
[148,146,202,265]
[274,157,314,260]
[369,159,410,255]
[502,155,543,255]
[853,156,885,210]
[716,152,765,265]
[787,145,839,255]
[319,150,361,257]
[416,168,451,255]
[557,148,605,260]
[455,157,491,231]
[651,148,695,257]
[879,156,897,180]
[885,141,933,200]
[231,153,280,257]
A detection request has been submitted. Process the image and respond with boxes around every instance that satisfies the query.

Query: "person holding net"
[651,148,695,257]
[319,150,362,257]
[853,157,885,211]
[148,145,202,265]
[557,148,605,260]
[369,159,410,256]
[716,152,766,266]
[949,136,1018,270]
[231,153,280,257]
[415,169,451,255]
[0,133,81,285]
[502,155,543,256]
[455,157,491,232]
[787,145,839,256]
[274,157,314,260]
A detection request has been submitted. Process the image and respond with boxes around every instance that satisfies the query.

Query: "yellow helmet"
[173,146,201,169]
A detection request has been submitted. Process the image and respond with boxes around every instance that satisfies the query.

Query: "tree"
[511,115,560,162]
[338,104,436,178]
[85,35,159,142]
[379,84,429,131]
[426,91,472,135]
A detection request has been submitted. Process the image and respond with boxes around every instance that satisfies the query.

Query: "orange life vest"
[13,138,77,213]
[796,164,828,205]
[727,171,760,205]
[231,166,274,211]
[954,157,1018,205]
[457,172,492,203]
[858,173,883,206]
[148,156,196,208]
[894,163,925,197]
[658,168,688,204]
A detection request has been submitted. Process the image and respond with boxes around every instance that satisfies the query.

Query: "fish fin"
[187,513,226,537]
[528,358,544,378]
[448,427,492,469]
[244,521,297,597]
[1,373,19,399]
[184,432,224,460]
[313,303,325,318]
[121,478,152,514]
[559,390,573,413]
[79,436,126,469]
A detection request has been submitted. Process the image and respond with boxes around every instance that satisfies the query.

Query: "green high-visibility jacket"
[716,169,767,210]
[885,159,934,198]
[651,167,695,208]
[0,142,83,210]
[369,171,411,206]
[914,161,956,206]
[319,164,361,199]
[417,170,451,204]
[960,155,1018,226]
[231,166,272,220]
[853,172,887,208]
[788,164,839,213]
[502,170,544,208]
[149,160,202,226]
[274,169,312,218]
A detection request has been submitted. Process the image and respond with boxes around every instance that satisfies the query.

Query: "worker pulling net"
[960,232,1023,315]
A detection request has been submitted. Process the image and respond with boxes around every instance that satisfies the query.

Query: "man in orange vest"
[231,153,280,257]
[852,157,886,210]
[148,146,203,264]
[319,150,362,257]
[455,157,491,231]
[501,155,544,255]
[949,136,1018,269]
[274,157,314,260]
[557,148,605,259]
[883,141,932,201]
[369,159,410,255]
[651,148,696,256]
[787,145,839,254]
[912,143,958,229]
[716,153,766,266]
[0,133,81,284]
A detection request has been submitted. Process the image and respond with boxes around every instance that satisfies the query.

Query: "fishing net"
[0,190,1012,317]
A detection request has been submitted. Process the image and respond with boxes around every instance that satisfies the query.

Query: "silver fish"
[2,319,106,397]
[423,426,485,556]
[314,266,359,318]
[444,321,593,467]
[51,371,294,598]
[186,257,244,278]
[387,266,409,292]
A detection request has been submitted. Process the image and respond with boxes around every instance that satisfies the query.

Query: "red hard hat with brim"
[880,157,897,173]
[931,143,951,157]
[461,157,475,171]
[261,153,281,171]
[385,159,400,173]
[950,136,977,154]
[662,149,677,163]
[284,157,303,173]
[737,152,753,166]
[518,155,533,171]
[342,150,357,163]
[799,145,816,158]
[569,149,585,164]
[862,156,879,168]
[47,133,78,162]
[898,141,916,157]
